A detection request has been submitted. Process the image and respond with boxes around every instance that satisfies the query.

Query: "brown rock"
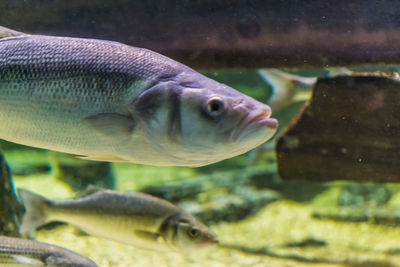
[277,74,400,182]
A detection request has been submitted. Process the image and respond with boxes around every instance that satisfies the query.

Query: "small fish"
[0,26,277,167]
[18,187,218,252]
[248,68,349,165]
[0,235,98,266]
[257,69,317,112]
[257,68,354,112]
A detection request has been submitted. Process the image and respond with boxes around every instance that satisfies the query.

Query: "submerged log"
[1,1,400,68]
[0,153,22,236]
[277,74,400,182]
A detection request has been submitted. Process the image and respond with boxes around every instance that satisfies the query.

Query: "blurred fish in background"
[247,67,354,165]
[18,187,218,252]
[0,235,98,267]
[258,67,355,113]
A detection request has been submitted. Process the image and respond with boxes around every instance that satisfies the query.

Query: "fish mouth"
[209,238,219,245]
[246,113,278,130]
[198,238,219,248]
[232,111,278,141]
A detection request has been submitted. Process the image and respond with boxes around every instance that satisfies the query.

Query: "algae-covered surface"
[4,148,400,267]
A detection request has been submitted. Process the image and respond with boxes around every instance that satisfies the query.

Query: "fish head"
[161,213,218,250]
[132,71,278,166]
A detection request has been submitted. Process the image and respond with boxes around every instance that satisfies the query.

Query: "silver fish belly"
[0,236,98,267]
[0,26,278,166]
[18,187,218,252]
[0,29,180,162]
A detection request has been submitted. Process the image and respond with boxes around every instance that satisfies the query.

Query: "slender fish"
[0,236,98,266]
[0,26,277,167]
[18,187,218,252]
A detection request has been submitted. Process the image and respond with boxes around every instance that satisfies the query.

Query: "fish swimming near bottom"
[18,187,218,252]
[0,235,98,267]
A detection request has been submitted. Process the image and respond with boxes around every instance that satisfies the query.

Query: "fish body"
[0,26,277,167]
[18,188,218,252]
[0,236,97,266]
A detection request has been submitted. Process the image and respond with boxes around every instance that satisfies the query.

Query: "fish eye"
[187,228,200,238]
[204,97,225,117]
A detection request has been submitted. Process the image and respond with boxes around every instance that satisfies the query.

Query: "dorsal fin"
[0,26,26,39]
[75,184,106,198]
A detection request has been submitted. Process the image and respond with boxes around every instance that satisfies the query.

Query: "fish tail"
[258,68,317,88]
[257,69,316,112]
[257,69,296,112]
[17,189,52,234]
[326,67,353,77]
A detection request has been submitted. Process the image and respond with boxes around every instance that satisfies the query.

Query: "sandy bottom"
[11,165,400,267]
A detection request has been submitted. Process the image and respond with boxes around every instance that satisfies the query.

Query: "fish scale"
[0,26,278,166]
[0,236,98,266]
[0,35,177,155]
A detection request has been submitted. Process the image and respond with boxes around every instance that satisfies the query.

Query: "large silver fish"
[0,235,98,266]
[0,26,277,167]
[18,187,218,252]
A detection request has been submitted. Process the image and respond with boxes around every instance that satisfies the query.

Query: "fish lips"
[233,111,278,142]
[198,238,219,248]
[246,115,278,132]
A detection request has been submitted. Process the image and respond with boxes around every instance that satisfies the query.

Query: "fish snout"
[198,236,219,248]
[230,105,278,141]
[262,105,272,118]
[264,117,279,130]
[232,98,272,121]
[251,108,278,130]
[246,106,278,130]
[209,238,219,244]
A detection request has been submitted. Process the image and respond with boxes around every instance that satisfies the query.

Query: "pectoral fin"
[11,255,44,265]
[77,154,127,162]
[72,228,91,236]
[75,184,106,198]
[84,113,135,137]
[134,230,161,243]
